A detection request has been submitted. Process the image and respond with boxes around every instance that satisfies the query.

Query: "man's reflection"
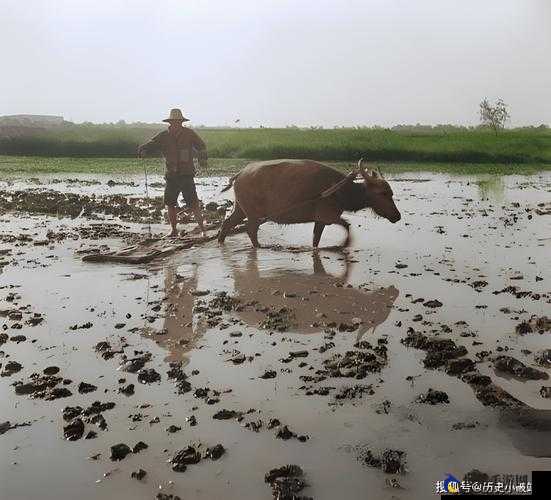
[157,264,206,364]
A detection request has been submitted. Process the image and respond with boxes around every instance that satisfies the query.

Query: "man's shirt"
[140,127,206,176]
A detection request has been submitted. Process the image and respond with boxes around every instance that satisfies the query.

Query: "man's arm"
[189,129,207,151]
[137,132,163,157]
[189,129,208,170]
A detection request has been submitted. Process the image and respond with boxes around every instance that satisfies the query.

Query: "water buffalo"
[218,158,400,248]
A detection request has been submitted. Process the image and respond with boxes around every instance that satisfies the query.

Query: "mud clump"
[171,446,202,472]
[133,441,149,453]
[323,345,387,379]
[359,447,407,474]
[275,425,309,442]
[193,292,242,328]
[473,383,525,408]
[534,350,551,368]
[64,418,85,441]
[423,343,468,369]
[446,358,475,375]
[402,329,526,409]
[83,401,116,416]
[110,443,132,461]
[137,368,161,384]
[401,330,467,369]
[213,409,242,420]
[260,307,296,332]
[381,449,407,474]
[260,370,277,379]
[63,406,83,421]
[13,373,72,400]
[207,292,241,312]
[361,449,382,469]
[334,384,374,401]
[14,375,59,395]
[0,421,31,435]
[493,355,549,381]
[120,354,151,373]
[119,383,135,396]
[264,464,311,500]
[0,189,163,223]
[78,382,97,394]
[423,299,443,308]
[94,341,121,360]
[69,321,93,330]
[131,469,147,481]
[167,362,192,394]
[1,360,23,377]
[416,388,450,405]
[464,469,490,483]
[515,315,551,335]
[204,444,225,460]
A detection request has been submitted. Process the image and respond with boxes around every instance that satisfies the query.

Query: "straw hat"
[163,108,190,122]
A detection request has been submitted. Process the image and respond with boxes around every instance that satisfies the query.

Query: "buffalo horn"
[357,157,370,180]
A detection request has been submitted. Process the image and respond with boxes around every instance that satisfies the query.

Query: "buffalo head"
[356,158,401,223]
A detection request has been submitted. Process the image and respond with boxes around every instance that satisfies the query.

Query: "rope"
[256,174,353,225]
[141,158,152,238]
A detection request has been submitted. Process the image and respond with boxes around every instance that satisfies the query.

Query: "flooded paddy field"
[1,171,550,499]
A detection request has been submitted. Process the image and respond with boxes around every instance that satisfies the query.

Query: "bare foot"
[164,230,178,239]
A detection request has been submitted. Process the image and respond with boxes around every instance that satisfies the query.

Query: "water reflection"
[151,249,399,364]
[499,408,551,458]
[474,175,505,200]
[150,264,207,365]
[228,249,399,338]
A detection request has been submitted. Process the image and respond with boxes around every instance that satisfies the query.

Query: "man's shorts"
[164,175,199,207]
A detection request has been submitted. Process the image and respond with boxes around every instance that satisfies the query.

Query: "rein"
[140,158,152,237]
[256,174,354,225]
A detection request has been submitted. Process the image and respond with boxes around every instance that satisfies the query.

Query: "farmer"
[138,108,206,237]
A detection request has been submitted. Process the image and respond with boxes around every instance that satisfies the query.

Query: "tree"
[479,98,510,135]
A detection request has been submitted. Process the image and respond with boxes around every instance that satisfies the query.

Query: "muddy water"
[1,172,550,500]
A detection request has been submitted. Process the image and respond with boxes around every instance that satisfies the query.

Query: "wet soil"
[0,172,550,499]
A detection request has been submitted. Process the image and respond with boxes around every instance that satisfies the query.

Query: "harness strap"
[256,174,353,224]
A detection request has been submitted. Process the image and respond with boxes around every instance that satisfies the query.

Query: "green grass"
[1,124,550,165]
[0,155,549,176]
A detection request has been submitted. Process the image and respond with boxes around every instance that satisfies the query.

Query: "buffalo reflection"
[228,249,399,339]
[150,249,398,364]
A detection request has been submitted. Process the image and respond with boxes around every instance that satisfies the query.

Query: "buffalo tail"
[220,174,238,193]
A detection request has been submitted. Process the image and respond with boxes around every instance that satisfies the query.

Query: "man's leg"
[181,176,205,236]
[167,205,178,237]
[164,177,179,237]
[191,200,206,236]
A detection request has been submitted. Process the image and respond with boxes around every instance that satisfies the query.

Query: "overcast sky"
[1,0,550,127]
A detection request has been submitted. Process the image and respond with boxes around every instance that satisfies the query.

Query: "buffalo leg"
[337,218,351,247]
[246,219,261,248]
[218,204,245,244]
[313,222,325,247]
